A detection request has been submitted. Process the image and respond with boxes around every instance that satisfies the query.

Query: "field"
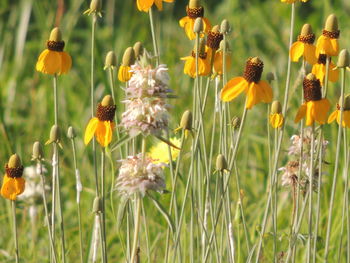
[1,0,350,262]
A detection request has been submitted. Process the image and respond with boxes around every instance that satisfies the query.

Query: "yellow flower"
[118,47,136,82]
[294,74,330,126]
[1,154,25,201]
[311,54,339,84]
[181,40,211,78]
[137,0,174,12]
[36,27,72,75]
[269,101,284,129]
[149,137,181,164]
[221,57,273,109]
[328,95,350,128]
[280,0,309,3]
[179,0,211,40]
[316,14,340,57]
[290,24,317,65]
[84,95,116,147]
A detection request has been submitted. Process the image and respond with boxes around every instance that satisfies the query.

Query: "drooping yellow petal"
[1,175,25,200]
[95,121,107,147]
[84,117,99,145]
[294,103,307,123]
[270,113,284,129]
[103,121,113,147]
[305,101,315,126]
[342,111,350,128]
[246,82,258,109]
[304,44,317,65]
[220,77,248,102]
[137,0,154,11]
[154,0,163,10]
[36,49,62,75]
[60,52,72,74]
[179,16,190,28]
[257,80,273,103]
[316,35,339,57]
[202,18,212,34]
[311,64,325,83]
[312,99,330,125]
[118,65,133,82]
[290,41,304,62]
[182,56,196,78]
[214,51,232,75]
[329,63,339,83]
[198,57,211,76]
[328,110,338,124]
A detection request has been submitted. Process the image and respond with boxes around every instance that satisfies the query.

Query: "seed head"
[266,72,275,83]
[49,27,62,42]
[300,24,313,36]
[101,95,114,107]
[133,42,144,59]
[220,19,230,34]
[180,110,193,131]
[122,47,136,67]
[338,94,350,111]
[45,125,62,147]
[337,49,350,68]
[189,0,201,8]
[325,14,338,32]
[89,0,102,13]
[271,101,282,114]
[8,154,21,168]
[231,116,241,130]
[32,141,44,161]
[104,51,117,70]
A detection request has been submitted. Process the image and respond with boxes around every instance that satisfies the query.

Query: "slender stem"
[324,68,346,261]
[130,196,141,263]
[149,7,159,65]
[101,149,108,263]
[307,123,315,262]
[12,200,19,263]
[53,74,58,125]
[39,162,58,263]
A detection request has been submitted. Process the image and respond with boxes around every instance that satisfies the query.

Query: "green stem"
[324,68,346,261]
[12,200,19,263]
[307,123,315,262]
[101,149,108,262]
[130,196,142,263]
[149,7,159,65]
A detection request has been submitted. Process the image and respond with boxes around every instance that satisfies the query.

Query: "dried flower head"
[116,154,167,196]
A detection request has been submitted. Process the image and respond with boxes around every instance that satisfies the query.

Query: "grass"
[1,0,350,262]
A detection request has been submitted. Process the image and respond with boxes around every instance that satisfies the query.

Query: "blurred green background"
[1,0,350,262]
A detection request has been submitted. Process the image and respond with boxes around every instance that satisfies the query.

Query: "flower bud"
[266,72,275,83]
[271,101,282,114]
[325,14,338,32]
[89,0,102,13]
[122,47,136,66]
[220,19,230,34]
[101,95,114,106]
[337,49,350,68]
[32,141,44,161]
[231,116,241,130]
[339,94,350,111]
[49,27,62,42]
[216,154,228,172]
[189,0,201,8]
[180,110,193,131]
[67,126,76,139]
[193,17,203,34]
[104,51,117,70]
[300,23,313,36]
[133,42,144,59]
[45,125,61,146]
[8,154,21,168]
[92,196,102,213]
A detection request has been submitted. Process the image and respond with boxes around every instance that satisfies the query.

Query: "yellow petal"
[316,35,338,57]
[343,111,350,128]
[84,117,99,145]
[294,103,307,123]
[1,175,25,200]
[304,44,317,65]
[59,52,72,74]
[95,121,106,147]
[313,99,330,125]
[154,0,163,10]
[137,0,154,11]
[118,65,132,82]
[290,41,304,62]
[103,121,113,147]
[246,82,258,109]
[179,16,190,28]
[257,80,273,103]
[329,63,339,83]
[328,110,338,124]
[36,49,61,75]
[220,77,248,102]
[202,18,212,33]
[311,64,325,84]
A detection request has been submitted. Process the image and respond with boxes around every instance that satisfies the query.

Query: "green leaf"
[147,192,176,234]
[116,197,128,231]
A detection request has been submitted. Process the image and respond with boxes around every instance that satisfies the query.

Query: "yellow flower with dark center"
[281,0,309,3]
[220,57,273,109]
[149,137,181,164]
[118,47,136,82]
[36,27,72,75]
[328,95,350,128]
[290,24,317,65]
[137,0,174,12]
[311,54,339,84]
[316,14,340,57]
[84,95,116,147]
[181,39,211,78]
[295,73,330,126]
[1,154,25,201]
[269,101,284,129]
[179,0,211,40]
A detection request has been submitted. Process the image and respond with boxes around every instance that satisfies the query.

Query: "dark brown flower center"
[317,54,328,65]
[207,31,224,50]
[186,6,204,18]
[303,78,322,102]
[297,33,315,44]
[5,164,24,178]
[96,103,116,122]
[243,58,264,83]
[191,50,207,59]
[47,40,65,52]
[322,29,340,39]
